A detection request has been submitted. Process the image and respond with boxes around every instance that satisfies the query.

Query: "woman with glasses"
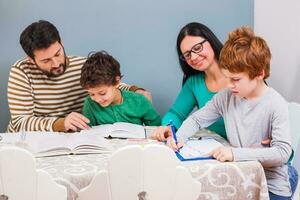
[151,22,228,141]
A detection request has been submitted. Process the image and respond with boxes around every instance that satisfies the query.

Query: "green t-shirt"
[82,90,161,126]
[162,73,226,139]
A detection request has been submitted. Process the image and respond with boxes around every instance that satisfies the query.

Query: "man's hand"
[209,146,233,162]
[135,89,152,103]
[64,112,90,132]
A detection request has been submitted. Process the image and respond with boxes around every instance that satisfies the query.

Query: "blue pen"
[169,120,178,144]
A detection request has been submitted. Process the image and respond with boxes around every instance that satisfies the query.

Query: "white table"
[35,136,269,200]
[1,130,270,199]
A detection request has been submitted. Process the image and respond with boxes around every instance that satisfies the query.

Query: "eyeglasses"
[180,39,207,61]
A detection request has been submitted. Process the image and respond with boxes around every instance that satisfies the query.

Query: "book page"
[80,124,111,137]
[67,132,113,153]
[0,132,69,155]
[80,122,146,139]
[108,122,146,139]
[28,133,70,154]
[0,133,20,143]
[0,132,115,157]
[179,138,223,159]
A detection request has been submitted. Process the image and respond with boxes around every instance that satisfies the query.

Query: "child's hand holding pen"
[165,135,184,152]
[150,120,184,151]
[167,120,184,152]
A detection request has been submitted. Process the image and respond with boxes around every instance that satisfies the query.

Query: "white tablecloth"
[35,136,269,200]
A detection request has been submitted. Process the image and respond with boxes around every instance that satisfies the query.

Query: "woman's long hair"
[176,22,223,85]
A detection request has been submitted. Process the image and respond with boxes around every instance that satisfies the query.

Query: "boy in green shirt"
[80,51,161,126]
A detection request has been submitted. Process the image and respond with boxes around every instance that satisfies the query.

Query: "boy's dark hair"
[220,27,271,80]
[177,22,223,85]
[80,51,122,89]
[20,20,61,59]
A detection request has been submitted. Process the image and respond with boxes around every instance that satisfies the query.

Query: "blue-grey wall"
[0,0,253,132]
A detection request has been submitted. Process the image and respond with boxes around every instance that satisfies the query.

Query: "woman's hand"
[150,126,172,141]
[261,138,271,146]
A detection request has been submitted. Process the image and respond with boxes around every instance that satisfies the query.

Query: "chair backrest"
[77,144,201,200]
[0,146,67,200]
[289,103,300,200]
[289,102,300,171]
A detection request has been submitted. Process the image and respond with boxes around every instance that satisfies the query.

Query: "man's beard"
[36,47,67,77]
[37,57,67,77]
[49,63,66,77]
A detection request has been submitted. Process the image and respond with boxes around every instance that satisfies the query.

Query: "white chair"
[77,144,201,200]
[0,146,67,200]
[289,102,300,200]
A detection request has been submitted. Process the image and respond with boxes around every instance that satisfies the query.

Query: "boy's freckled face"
[86,85,120,107]
[221,69,259,99]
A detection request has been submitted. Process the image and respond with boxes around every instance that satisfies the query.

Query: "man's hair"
[219,27,271,79]
[80,51,122,89]
[20,20,61,59]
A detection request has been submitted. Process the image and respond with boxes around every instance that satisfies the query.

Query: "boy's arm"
[162,79,197,129]
[232,102,292,167]
[7,66,58,132]
[142,97,161,126]
[176,93,223,140]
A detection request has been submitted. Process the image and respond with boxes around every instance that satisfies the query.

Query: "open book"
[176,138,224,161]
[80,122,147,139]
[0,132,114,157]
